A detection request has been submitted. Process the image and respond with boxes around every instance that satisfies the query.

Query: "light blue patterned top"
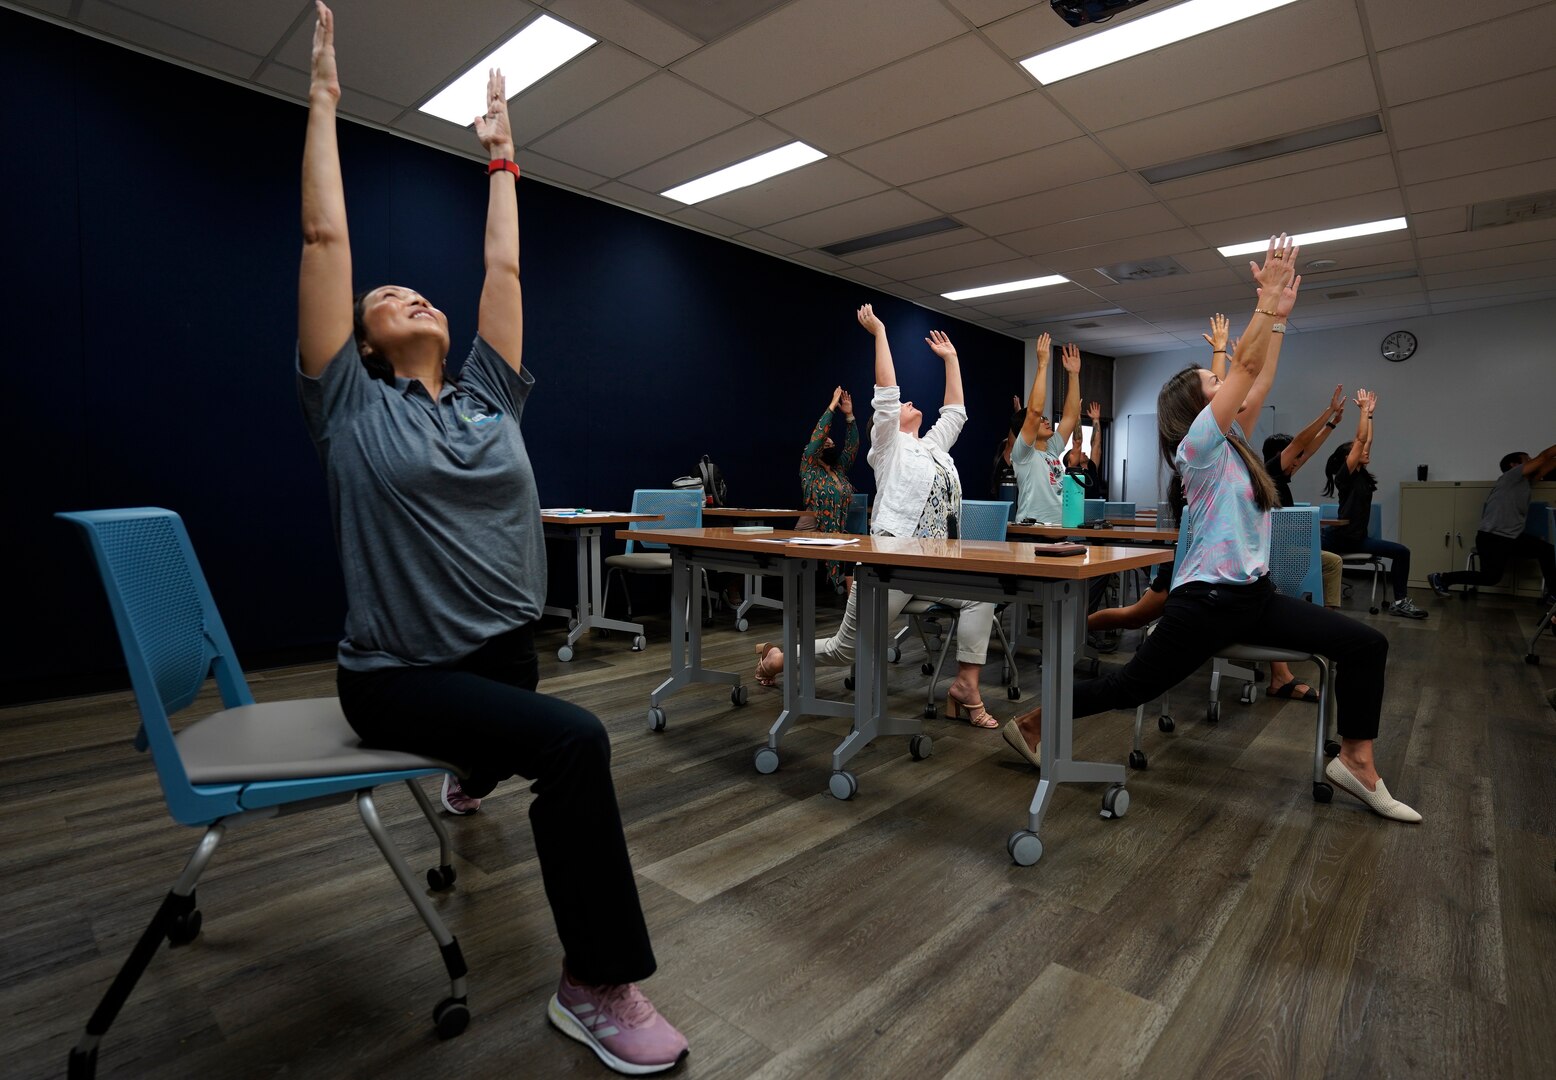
[1172,405,1269,589]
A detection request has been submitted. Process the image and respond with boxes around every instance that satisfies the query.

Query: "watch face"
[1381,330,1417,362]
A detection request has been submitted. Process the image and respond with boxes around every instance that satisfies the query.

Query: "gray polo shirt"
[1479,464,1533,539]
[298,335,546,671]
[1012,430,1067,523]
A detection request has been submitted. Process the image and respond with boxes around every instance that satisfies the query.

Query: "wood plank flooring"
[3,585,1554,1079]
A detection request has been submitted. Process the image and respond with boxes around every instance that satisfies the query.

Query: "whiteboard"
[1121,405,1276,509]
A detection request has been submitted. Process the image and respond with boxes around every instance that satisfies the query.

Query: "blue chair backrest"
[960,500,1013,541]
[56,508,255,822]
[624,489,704,553]
[1083,498,1106,523]
[1104,501,1135,519]
[844,492,869,535]
[1319,501,1381,538]
[1526,501,1550,540]
[1269,507,1324,602]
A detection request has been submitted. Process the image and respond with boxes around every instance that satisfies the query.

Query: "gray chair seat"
[604,552,672,572]
[176,698,457,784]
[1216,644,1312,664]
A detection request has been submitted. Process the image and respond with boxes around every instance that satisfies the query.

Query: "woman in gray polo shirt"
[294,6,685,1074]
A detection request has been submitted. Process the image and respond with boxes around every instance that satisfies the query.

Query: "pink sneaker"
[548,972,688,1075]
[440,773,481,815]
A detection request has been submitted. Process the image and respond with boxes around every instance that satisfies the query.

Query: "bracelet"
[1212,349,1227,354]
[1271,323,1286,334]
[487,158,520,178]
[1325,420,1338,429]
[1256,308,1279,316]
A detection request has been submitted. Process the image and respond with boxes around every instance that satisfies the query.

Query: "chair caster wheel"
[1100,784,1130,819]
[753,746,780,774]
[731,685,748,707]
[556,645,574,662]
[920,662,935,676]
[829,770,858,800]
[632,635,646,651]
[1007,830,1043,866]
[1239,683,1257,705]
[1313,781,1333,803]
[736,618,750,632]
[844,674,856,690]
[886,647,901,663]
[1206,701,1220,723]
[703,615,715,628]
[1369,606,1380,615]
[567,618,580,631]
[910,735,932,760]
[923,703,938,719]
[168,908,202,947]
[426,864,457,891]
[647,707,666,733]
[433,997,470,1039]
[1158,714,1175,733]
[1324,739,1340,758]
[1007,686,1021,701]
[1128,749,1148,770]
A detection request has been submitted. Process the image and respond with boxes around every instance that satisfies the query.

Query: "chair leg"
[1311,656,1336,786]
[357,791,470,1037]
[924,614,958,714]
[69,825,225,1080]
[992,615,1020,698]
[405,778,457,890]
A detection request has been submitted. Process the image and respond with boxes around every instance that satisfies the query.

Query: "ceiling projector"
[1050,1,1156,27]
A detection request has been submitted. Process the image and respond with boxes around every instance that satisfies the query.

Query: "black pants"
[1436,530,1555,593]
[1322,529,1412,601]
[337,625,656,986]
[1072,577,1387,740]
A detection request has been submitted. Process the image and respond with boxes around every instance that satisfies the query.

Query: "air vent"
[1140,115,1384,184]
[1470,189,1556,230]
[1092,256,1187,283]
[1072,320,1102,329]
[1324,289,1361,300]
[820,217,963,257]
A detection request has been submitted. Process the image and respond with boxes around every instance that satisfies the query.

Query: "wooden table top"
[618,527,1174,581]
[541,512,663,526]
[1009,523,1180,543]
[702,507,806,519]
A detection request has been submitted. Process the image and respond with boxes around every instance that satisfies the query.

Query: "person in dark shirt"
[1063,400,1107,499]
[1429,445,1556,603]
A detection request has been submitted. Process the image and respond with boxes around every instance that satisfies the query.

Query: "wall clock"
[1381,330,1417,362]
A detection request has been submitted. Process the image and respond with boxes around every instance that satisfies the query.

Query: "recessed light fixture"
[943,275,1068,302]
[1021,0,1302,85]
[661,142,826,204]
[1216,217,1409,257]
[420,15,596,125]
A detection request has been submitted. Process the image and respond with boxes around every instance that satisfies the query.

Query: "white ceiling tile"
[1097,59,1379,170]
[1168,156,1400,227]
[865,238,1025,282]
[619,120,798,193]
[1295,239,1418,273]
[957,172,1152,236]
[845,224,986,265]
[1199,189,1408,249]
[1431,292,1556,314]
[546,0,701,65]
[1428,276,1556,303]
[13,0,71,14]
[768,35,1035,154]
[690,158,888,229]
[87,0,303,55]
[842,92,1083,186]
[1092,269,1246,302]
[593,181,683,215]
[940,0,1031,27]
[257,63,405,124]
[671,0,966,114]
[1361,0,1547,51]
[1424,261,1556,290]
[734,230,804,256]
[1417,218,1556,257]
[1388,67,1556,149]
[79,0,263,79]
[763,189,941,247]
[515,151,609,191]
[1406,159,1556,215]
[980,0,1122,60]
[1291,304,1431,329]
[910,258,1066,295]
[1000,203,1184,257]
[1038,230,1206,274]
[505,43,658,147]
[787,248,852,272]
[1396,119,1556,185]
[835,266,892,287]
[1376,4,1556,105]
[1048,0,1366,131]
[670,205,748,237]
[528,73,748,177]
[1148,135,1393,201]
[905,137,1121,214]
[390,109,491,157]
[1410,207,1468,238]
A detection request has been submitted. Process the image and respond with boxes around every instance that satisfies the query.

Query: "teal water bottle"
[1061,473,1085,528]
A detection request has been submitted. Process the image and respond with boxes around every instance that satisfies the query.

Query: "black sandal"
[1269,679,1318,702]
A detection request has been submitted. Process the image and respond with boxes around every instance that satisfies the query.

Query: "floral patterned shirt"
[799,407,859,588]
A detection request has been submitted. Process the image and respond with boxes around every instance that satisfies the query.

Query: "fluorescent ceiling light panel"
[661,142,825,204]
[943,275,1068,301]
[1216,218,1409,257]
[1021,0,1302,85]
[420,15,596,125]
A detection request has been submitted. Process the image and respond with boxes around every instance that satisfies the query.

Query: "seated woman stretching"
[798,385,859,593]
[296,6,685,1073]
[1321,392,1429,619]
[1003,235,1420,823]
[756,307,1001,728]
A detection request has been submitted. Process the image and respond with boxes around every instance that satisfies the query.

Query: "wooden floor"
[4,584,1555,1079]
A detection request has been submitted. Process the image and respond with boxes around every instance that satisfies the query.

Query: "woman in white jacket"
[756,305,999,728]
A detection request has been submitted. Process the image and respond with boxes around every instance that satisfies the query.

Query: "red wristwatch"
[487,158,519,178]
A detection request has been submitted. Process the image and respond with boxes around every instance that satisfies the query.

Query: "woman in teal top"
[799,386,859,592]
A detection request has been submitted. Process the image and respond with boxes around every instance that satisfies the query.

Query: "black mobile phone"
[1033,542,1086,557]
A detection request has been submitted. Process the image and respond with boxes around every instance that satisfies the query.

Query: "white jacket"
[866,384,966,537]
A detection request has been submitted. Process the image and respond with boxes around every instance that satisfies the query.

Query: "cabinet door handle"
[1456,532,1463,547]
[1443,532,1450,547]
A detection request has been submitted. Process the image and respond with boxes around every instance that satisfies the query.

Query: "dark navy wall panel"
[0,8,1021,701]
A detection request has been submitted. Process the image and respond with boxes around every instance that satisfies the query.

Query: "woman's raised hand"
[1251,233,1298,293]
[1087,400,1101,423]
[1060,342,1081,373]
[925,329,957,360]
[1034,331,1051,366]
[1365,390,1378,414]
[1202,313,1229,351]
[1329,384,1345,415]
[310,1,340,104]
[474,68,515,158]
[839,390,853,418]
[1273,272,1303,318]
[828,385,843,411]
[856,304,884,336]
[1353,388,1370,409]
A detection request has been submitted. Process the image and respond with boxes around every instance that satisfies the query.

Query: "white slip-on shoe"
[1001,718,1043,771]
[1324,757,1421,822]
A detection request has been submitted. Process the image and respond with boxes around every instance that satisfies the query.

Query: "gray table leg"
[828,568,922,800]
[647,551,744,732]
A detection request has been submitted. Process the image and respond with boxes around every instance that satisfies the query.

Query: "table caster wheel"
[1313,781,1333,803]
[168,908,202,946]
[1239,683,1257,705]
[632,635,646,651]
[426,864,457,891]
[647,707,666,733]
[844,674,855,690]
[909,735,932,761]
[1158,714,1175,733]
[886,646,901,663]
[1100,784,1130,819]
[1007,830,1043,866]
[829,770,858,800]
[1128,749,1148,770]
[1368,605,1379,615]
[920,662,935,676]
[557,645,574,662]
[923,703,938,719]
[1007,686,1021,701]
[1206,701,1220,723]
[736,618,750,632]
[433,997,469,1039]
[753,746,780,774]
[1324,739,1340,758]
[731,685,748,707]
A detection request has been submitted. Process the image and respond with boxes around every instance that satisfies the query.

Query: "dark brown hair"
[353,289,396,385]
[1157,366,1279,512]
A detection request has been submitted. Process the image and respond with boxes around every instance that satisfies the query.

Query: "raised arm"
[839,390,859,470]
[1345,389,1374,471]
[925,330,963,407]
[1284,384,1344,474]
[1212,235,1298,434]
[1055,343,1082,444]
[1522,441,1556,477]
[475,68,522,370]
[803,387,840,467]
[1020,333,1051,445]
[858,304,894,387]
[298,1,352,376]
[1086,400,1103,466]
[1202,313,1230,379]
[1236,274,1302,439]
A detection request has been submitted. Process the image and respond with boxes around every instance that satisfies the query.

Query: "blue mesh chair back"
[960,500,1013,541]
[1269,507,1323,602]
[1104,501,1136,519]
[1083,499,1106,523]
[844,492,870,535]
[623,489,704,553]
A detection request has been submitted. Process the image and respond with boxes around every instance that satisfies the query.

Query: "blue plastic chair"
[843,492,870,535]
[603,488,710,631]
[1104,500,1136,519]
[56,508,470,1080]
[1083,498,1106,523]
